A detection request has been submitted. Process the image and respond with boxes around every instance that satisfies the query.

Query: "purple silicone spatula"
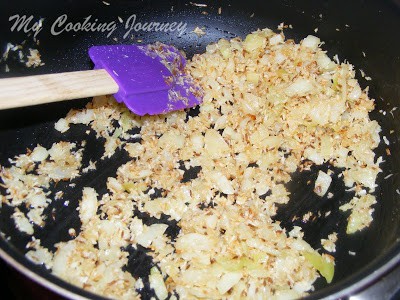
[0,42,203,115]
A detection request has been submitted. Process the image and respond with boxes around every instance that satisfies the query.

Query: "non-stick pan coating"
[0,0,399,299]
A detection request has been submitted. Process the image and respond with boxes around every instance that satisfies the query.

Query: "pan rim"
[1,234,399,299]
[0,237,108,300]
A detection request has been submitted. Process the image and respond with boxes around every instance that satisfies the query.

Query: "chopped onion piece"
[54,118,70,133]
[12,210,34,235]
[204,129,230,158]
[244,33,264,51]
[136,224,168,248]
[149,267,168,300]
[210,171,235,194]
[314,171,332,197]
[31,145,49,162]
[285,79,313,97]
[301,35,320,50]
[79,187,98,224]
[217,272,242,295]
[175,233,216,252]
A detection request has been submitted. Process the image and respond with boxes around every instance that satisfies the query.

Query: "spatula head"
[89,43,203,116]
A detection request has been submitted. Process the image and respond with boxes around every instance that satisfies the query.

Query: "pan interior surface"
[0,0,399,299]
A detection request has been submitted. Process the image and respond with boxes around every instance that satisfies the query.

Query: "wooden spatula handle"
[0,69,119,110]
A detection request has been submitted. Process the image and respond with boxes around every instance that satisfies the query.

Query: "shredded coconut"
[0,28,383,300]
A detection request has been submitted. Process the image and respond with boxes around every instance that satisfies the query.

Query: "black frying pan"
[0,0,399,299]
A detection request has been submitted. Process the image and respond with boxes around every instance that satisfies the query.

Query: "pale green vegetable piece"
[303,251,334,283]
[216,256,257,272]
[112,128,122,138]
